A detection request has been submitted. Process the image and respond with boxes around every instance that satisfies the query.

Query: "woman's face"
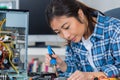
[50,10,88,43]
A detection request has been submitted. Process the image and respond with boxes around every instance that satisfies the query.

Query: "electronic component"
[0,74,9,80]
[28,72,57,80]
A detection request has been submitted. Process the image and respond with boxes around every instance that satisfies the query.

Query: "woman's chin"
[72,40,80,43]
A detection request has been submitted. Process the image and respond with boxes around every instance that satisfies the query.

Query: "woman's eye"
[64,26,69,29]
[55,31,60,34]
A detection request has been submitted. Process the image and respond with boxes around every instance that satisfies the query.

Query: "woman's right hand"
[45,53,63,68]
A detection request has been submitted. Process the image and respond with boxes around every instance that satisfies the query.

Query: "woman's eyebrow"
[61,22,67,29]
[53,22,67,31]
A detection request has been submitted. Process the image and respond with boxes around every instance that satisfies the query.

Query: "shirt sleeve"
[101,23,120,77]
[58,45,81,77]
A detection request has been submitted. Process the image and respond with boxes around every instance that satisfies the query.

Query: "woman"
[45,0,120,80]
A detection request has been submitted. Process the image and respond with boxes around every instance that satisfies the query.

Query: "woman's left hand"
[67,70,94,80]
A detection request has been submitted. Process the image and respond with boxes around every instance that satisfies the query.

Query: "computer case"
[0,9,29,80]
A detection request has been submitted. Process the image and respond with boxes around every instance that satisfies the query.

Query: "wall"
[80,0,120,12]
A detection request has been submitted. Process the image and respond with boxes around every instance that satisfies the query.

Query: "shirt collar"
[92,12,106,40]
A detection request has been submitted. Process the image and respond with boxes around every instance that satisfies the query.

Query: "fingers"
[52,54,58,58]
[45,53,63,68]
[67,71,97,80]
[45,54,51,60]
[67,71,92,80]
[45,54,51,66]
[67,71,82,80]
[45,53,59,66]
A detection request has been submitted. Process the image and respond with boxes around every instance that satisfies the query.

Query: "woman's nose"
[63,31,71,39]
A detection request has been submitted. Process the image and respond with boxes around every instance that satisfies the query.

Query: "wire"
[0,41,19,73]
[0,18,19,73]
[0,19,6,31]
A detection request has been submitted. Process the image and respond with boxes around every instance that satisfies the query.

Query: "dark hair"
[45,0,99,36]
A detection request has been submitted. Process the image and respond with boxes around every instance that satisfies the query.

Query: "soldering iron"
[47,45,57,65]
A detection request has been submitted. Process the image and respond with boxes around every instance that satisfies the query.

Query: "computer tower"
[0,9,29,80]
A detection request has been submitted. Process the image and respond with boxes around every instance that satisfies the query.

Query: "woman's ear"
[78,9,84,19]
[78,9,87,24]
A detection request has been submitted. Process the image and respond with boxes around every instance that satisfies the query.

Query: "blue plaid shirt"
[58,13,120,77]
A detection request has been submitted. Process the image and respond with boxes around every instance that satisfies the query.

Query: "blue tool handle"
[47,46,57,65]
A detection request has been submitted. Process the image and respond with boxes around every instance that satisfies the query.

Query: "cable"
[0,41,19,73]
[0,19,6,31]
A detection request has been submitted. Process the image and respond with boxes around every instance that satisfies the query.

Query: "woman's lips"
[71,37,76,42]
